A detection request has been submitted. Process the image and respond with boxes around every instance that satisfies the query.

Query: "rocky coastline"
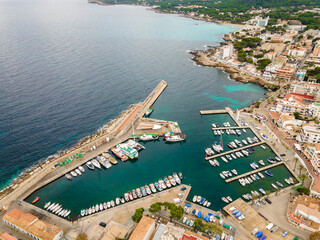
[190,50,279,91]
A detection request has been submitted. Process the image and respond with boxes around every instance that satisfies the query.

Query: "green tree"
[299,174,307,186]
[299,164,303,175]
[297,187,310,194]
[257,58,272,70]
[293,112,301,119]
[149,202,162,213]
[132,208,144,223]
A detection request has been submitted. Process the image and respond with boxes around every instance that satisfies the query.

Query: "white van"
[266,223,274,230]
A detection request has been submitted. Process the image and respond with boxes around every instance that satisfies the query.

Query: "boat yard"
[223,198,298,240]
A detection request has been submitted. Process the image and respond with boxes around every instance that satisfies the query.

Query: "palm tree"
[294,157,299,172]
[299,174,307,186]
[299,164,303,176]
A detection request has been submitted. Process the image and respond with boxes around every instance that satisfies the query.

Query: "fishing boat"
[78,166,85,173]
[65,174,72,180]
[200,198,205,205]
[111,147,129,161]
[32,197,39,204]
[120,197,125,203]
[141,187,147,196]
[132,190,137,199]
[265,171,273,177]
[139,134,159,141]
[145,185,152,195]
[145,107,154,116]
[150,183,157,193]
[91,159,101,169]
[118,143,139,159]
[86,161,94,170]
[165,134,186,142]
[102,152,118,164]
[124,193,129,201]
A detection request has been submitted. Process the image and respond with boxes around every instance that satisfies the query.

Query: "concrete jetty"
[225,162,283,183]
[200,109,228,115]
[205,141,265,160]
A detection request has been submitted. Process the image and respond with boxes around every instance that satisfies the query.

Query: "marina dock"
[205,141,265,160]
[225,162,283,183]
[212,126,250,131]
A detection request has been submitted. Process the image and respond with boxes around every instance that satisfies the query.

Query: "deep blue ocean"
[1,0,293,214]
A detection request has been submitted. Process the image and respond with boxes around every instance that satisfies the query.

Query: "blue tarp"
[185,204,191,207]
[259,235,266,240]
[236,212,242,218]
[232,210,239,215]
[256,231,263,238]
[208,213,213,216]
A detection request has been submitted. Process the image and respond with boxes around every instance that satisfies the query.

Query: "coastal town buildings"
[288,195,320,232]
[219,44,234,59]
[2,209,63,240]
[275,93,314,116]
[299,122,320,144]
[247,16,270,27]
[304,144,320,172]
[129,216,155,240]
[290,82,320,101]
[0,232,17,240]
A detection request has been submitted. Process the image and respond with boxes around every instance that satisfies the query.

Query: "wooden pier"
[225,162,284,183]
[205,141,265,160]
[212,126,250,131]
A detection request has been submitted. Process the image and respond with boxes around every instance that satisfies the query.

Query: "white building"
[304,144,320,172]
[220,45,234,59]
[299,123,320,144]
[277,114,302,130]
[247,16,269,27]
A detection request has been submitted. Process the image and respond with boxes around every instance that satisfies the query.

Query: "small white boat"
[221,197,229,203]
[139,134,159,141]
[44,202,51,209]
[214,159,220,166]
[70,171,77,177]
[197,196,201,202]
[271,183,278,189]
[209,160,216,166]
[193,195,197,202]
[259,160,265,166]
[78,166,85,172]
[86,161,94,170]
[92,159,101,169]
[75,169,82,175]
[221,157,228,163]
[165,134,186,142]
[220,173,225,179]
[231,169,238,175]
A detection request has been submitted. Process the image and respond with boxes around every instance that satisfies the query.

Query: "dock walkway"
[225,162,283,183]
[212,126,250,131]
[200,109,228,115]
[205,141,265,160]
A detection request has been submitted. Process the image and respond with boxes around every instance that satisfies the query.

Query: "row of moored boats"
[213,128,244,136]
[192,195,211,207]
[44,202,71,218]
[79,172,183,217]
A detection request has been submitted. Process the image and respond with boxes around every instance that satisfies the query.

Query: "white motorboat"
[139,134,159,141]
[75,169,82,175]
[231,169,238,175]
[221,157,228,163]
[220,173,226,179]
[92,159,101,169]
[70,171,77,177]
[78,166,85,172]
[86,161,94,170]
[209,160,216,166]
[214,159,220,166]
[197,196,201,202]
[165,134,186,142]
[259,160,265,166]
[193,195,197,202]
[44,202,51,209]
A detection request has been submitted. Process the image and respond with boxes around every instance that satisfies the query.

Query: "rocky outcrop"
[190,51,279,91]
